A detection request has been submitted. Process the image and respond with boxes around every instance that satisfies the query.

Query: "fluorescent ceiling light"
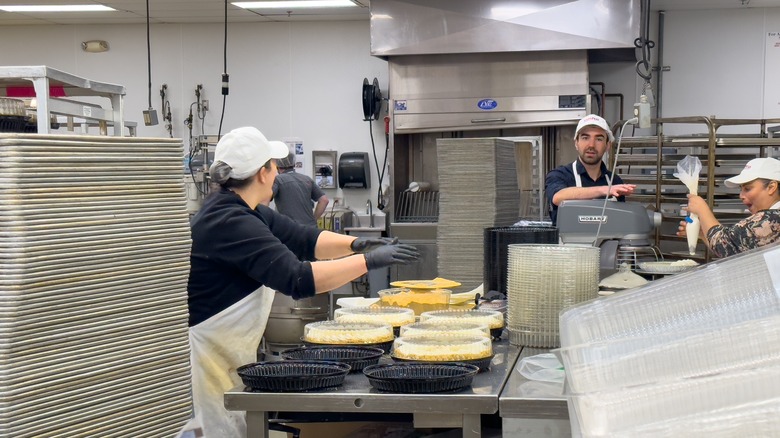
[0,5,116,12]
[233,1,356,9]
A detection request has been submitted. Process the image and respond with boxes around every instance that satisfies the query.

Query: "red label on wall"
[5,86,67,98]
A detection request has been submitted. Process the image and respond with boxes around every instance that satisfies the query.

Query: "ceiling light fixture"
[232,1,356,9]
[0,5,116,12]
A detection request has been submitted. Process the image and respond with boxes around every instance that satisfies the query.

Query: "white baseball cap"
[724,157,780,188]
[575,114,615,143]
[209,127,289,183]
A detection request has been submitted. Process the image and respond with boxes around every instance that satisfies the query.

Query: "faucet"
[366,199,374,228]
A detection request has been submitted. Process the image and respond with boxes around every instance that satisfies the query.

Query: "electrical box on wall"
[338,152,370,189]
[313,150,337,189]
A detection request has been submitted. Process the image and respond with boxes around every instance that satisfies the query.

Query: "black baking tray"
[391,354,494,372]
[363,362,480,393]
[237,360,350,392]
[302,339,394,354]
[280,346,384,372]
[0,116,28,133]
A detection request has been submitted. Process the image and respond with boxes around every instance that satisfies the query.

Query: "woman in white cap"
[678,157,780,257]
[184,127,419,437]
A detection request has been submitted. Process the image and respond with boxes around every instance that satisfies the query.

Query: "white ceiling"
[0,0,778,26]
[0,0,370,25]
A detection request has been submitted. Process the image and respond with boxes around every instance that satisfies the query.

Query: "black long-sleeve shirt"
[187,188,323,326]
[545,160,626,224]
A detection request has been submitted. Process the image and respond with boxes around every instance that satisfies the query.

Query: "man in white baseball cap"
[545,114,636,224]
[679,156,780,258]
[185,127,420,437]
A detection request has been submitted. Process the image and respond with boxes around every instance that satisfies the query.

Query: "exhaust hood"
[371,0,639,133]
[370,0,639,56]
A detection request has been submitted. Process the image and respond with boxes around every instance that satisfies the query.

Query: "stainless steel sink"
[344,227,384,237]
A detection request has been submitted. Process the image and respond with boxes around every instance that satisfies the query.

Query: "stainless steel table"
[499,348,571,437]
[225,341,521,438]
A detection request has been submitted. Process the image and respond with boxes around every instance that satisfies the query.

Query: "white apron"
[574,160,616,200]
[183,286,276,438]
[572,161,583,188]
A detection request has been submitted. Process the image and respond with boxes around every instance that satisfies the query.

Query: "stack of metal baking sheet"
[0,134,192,437]
[436,138,519,290]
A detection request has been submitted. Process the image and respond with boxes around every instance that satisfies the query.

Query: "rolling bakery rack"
[611,116,780,263]
[0,66,129,136]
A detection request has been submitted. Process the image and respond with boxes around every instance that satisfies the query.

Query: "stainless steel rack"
[394,190,440,222]
[611,116,780,263]
[0,66,127,136]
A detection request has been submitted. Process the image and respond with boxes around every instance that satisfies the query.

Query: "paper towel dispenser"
[338,152,370,189]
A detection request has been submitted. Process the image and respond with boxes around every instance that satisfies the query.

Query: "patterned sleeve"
[706,210,780,258]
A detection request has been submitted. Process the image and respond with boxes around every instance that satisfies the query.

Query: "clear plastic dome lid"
[303,320,394,344]
[399,321,490,339]
[391,336,492,361]
[420,309,504,329]
[334,306,415,327]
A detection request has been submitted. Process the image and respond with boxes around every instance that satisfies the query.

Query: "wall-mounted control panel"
[313,150,337,189]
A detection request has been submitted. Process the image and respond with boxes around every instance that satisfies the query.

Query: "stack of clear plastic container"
[569,365,780,436]
[559,246,780,346]
[557,244,780,436]
[611,398,780,437]
[507,244,599,347]
[558,314,780,394]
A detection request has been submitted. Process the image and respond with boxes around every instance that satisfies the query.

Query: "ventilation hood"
[371,0,639,133]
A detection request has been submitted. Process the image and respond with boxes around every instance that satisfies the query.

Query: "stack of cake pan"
[436,137,519,290]
[558,244,780,436]
[0,134,192,437]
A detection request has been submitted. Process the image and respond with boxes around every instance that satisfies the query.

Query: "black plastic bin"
[483,225,558,296]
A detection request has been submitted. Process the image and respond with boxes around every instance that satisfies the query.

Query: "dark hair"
[213,160,274,189]
[277,151,296,170]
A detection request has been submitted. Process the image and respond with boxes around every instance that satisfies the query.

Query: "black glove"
[364,244,420,270]
[350,236,398,253]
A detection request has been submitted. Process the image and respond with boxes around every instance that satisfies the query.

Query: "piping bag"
[673,156,702,255]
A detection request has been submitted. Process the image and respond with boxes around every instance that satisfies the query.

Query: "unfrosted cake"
[420,309,504,329]
[391,336,492,361]
[399,321,490,339]
[303,321,394,345]
[334,306,415,327]
[377,288,451,315]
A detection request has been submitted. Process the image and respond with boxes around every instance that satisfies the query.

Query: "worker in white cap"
[183,127,419,437]
[678,157,780,257]
[545,114,636,224]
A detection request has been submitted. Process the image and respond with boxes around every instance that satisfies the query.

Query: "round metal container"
[264,292,329,345]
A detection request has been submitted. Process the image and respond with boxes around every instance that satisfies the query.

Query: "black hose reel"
[361,77,382,121]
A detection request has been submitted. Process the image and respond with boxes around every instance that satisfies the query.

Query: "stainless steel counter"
[499,348,571,437]
[225,340,521,438]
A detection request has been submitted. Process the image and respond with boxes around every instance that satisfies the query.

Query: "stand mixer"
[557,200,663,279]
